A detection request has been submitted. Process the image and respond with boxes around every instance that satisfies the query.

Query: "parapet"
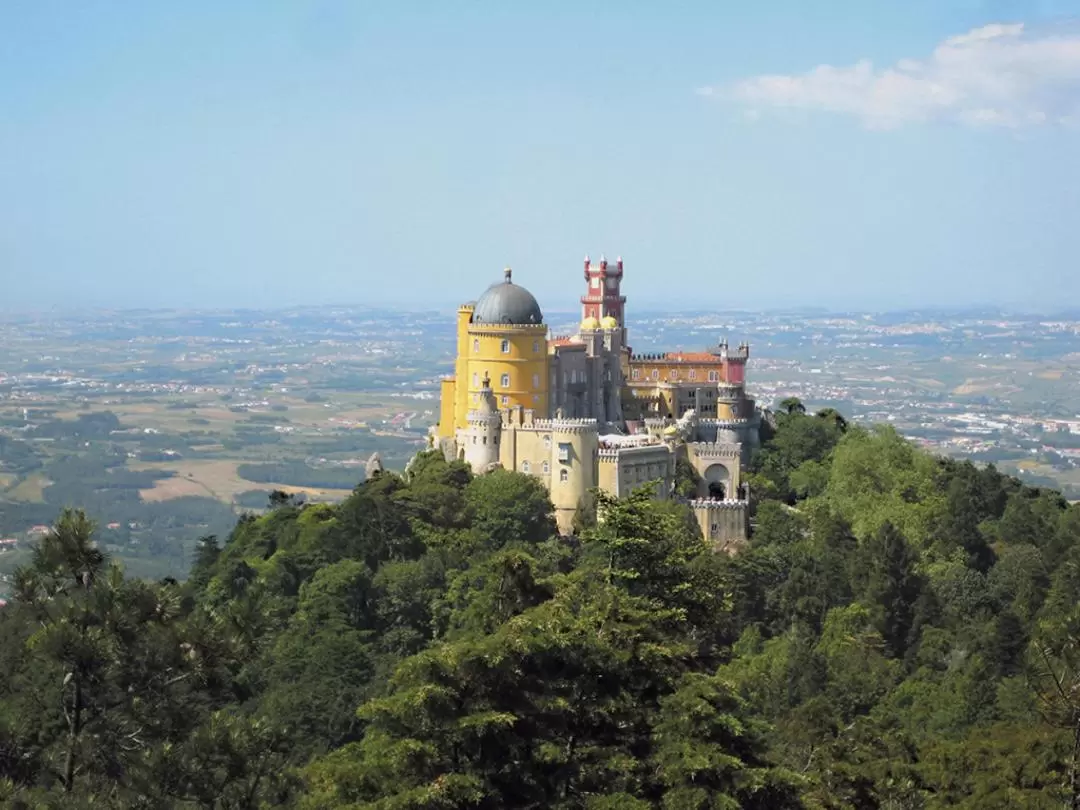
[529,417,599,434]
[689,498,749,511]
[700,417,753,429]
[689,441,742,458]
[467,410,501,425]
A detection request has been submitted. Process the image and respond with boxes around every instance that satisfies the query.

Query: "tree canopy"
[1,423,1080,808]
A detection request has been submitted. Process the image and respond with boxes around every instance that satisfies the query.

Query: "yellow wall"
[438,378,457,439]
[455,324,549,431]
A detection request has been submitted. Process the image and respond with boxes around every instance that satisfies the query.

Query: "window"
[522,461,531,473]
[473,339,480,352]
[651,370,659,381]
[632,368,640,380]
[494,435,498,445]
[557,443,571,462]
[688,369,696,380]
[501,395,509,405]
[542,461,550,475]
[501,339,510,354]
[670,370,678,381]
[473,372,479,386]
[533,394,540,404]
[543,435,551,450]
[533,340,541,353]
[708,370,719,382]
[560,469,569,482]
[532,373,540,388]
[482,436,487,445]
[500,373,510,388]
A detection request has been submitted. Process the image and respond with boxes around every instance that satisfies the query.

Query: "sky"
[2,1,1080,314]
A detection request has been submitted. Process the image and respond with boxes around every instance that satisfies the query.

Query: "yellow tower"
[439,268,551,438]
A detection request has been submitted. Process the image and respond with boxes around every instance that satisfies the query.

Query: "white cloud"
[715,23,1080,129]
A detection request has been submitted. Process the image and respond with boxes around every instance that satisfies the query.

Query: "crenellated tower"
[581,254,626,336]
[462,373,502,471]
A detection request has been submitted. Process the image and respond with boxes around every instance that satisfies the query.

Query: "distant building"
[431,256,760,549]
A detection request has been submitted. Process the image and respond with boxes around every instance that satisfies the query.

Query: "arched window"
[533,340,541,353]
[472,372,479,386]
[543,435,551,450]
[501,339,510,354]
[501,373,510,388]
[532,373,540,388]
[473,339,480,352]
[559,469,569,482]
[522,461,531,473]
[542,461,550,475]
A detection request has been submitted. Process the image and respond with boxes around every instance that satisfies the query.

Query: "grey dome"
[471,268,543,325]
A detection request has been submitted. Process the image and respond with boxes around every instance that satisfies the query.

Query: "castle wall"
[452,306,474,433]
[604,444,673,499]
[691,500,749,553]
[438,378,457,439]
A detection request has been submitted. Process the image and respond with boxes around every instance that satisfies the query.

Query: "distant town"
[1,303,1079,590]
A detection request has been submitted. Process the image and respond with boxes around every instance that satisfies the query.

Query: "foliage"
[3,421,1080,807]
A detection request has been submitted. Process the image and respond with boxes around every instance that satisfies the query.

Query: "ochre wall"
[438,378,457,439]
[454,324,549,431]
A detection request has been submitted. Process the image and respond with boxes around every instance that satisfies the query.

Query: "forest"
[3,402,1080,808]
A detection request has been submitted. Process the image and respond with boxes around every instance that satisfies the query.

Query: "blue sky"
[2,1,1079,313]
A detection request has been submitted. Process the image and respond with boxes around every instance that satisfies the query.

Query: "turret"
[580,252,627,330]
[463,373,502,471]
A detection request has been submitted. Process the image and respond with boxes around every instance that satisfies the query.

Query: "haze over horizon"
[2,1,1079,313]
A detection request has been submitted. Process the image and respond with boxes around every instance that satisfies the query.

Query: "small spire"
[504,267,512,283]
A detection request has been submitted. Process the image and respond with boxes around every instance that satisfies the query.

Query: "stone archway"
[702,463,730,500]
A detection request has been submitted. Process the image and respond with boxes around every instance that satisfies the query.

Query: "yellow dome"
[580,316,601,331]
[600,315,619,330]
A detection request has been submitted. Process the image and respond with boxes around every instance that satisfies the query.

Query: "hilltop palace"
[432,256,761,550]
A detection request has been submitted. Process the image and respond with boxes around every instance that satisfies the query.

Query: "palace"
[432,256,761,549]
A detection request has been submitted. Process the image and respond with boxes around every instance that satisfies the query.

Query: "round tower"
[463,374,502,472]
[549,417,599,535]
[459,268,550,430]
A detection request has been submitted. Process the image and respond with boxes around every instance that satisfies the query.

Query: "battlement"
[715,383,744,398]
[469,322,547,335]
[700,417,753,428]
[529,417,599,434]
[598,443,669,462]
[689,498,749,511]
[466,410,500,425]
[689,441,742,458]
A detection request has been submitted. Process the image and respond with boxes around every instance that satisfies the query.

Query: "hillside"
[2,404,1080,808]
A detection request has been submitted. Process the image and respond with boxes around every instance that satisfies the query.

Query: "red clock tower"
[580,254,626,325]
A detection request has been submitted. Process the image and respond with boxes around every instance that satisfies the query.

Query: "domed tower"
[452,268,551,432]
[462,373,502,471]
